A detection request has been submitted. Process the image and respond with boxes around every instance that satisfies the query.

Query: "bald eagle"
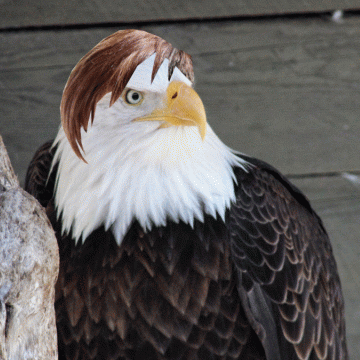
[25,30,348,360]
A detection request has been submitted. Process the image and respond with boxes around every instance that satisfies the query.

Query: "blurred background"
[1,1,360,357]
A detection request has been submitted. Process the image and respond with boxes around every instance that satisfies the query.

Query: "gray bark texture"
[0,134,59,359]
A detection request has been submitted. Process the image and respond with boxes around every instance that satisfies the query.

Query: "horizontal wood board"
[1,0,359,29]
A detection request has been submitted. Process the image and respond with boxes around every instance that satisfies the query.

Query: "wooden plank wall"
[1,3,360,358]
[1,0,360,29]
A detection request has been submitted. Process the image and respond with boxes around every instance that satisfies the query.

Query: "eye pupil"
[125,89,143,105]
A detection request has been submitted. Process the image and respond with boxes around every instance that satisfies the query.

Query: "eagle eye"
[124,89,144,105]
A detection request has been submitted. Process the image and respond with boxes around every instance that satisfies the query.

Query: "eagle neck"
[52,124,248,245]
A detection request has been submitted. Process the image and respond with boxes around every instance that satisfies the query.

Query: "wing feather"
[230,158,348,360]
[24,140,56,207]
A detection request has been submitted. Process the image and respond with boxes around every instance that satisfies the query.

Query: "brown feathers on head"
[60,29,194,162]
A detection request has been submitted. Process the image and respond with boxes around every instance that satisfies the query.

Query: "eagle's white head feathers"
[52,30,248,245]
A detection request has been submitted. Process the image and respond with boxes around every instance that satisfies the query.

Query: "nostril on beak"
[171,92,178,99]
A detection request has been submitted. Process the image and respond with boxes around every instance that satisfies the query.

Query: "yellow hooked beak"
[133,81,207,140]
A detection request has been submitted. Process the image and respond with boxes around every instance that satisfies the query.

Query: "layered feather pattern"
[230,158,347,360]
[50,209,265,360]
[25,144,348,359]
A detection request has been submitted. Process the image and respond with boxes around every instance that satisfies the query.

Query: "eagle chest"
[54,220,262,360]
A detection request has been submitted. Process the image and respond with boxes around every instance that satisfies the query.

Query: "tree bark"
[0,135,59,359]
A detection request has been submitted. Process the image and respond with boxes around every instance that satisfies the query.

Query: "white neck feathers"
[52,118,248,245]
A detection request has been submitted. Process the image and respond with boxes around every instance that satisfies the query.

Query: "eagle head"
[60,29,202,162]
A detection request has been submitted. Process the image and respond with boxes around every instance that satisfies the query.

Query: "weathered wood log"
[0,134,58,360]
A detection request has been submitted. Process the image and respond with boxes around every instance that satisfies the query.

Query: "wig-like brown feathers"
[60,29,194,161]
